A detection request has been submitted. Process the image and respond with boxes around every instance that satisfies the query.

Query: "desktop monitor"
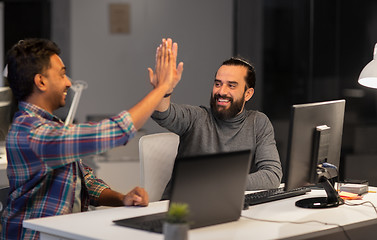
[0,87,13,143]
[0,101,11,142]
[284,99,346,208]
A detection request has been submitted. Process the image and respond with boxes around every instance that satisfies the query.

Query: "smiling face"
[210,65,254,120]
[42,54,71,112]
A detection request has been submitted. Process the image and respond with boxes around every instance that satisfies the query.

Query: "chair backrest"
[139,132,179,202]
[0,186,9,216]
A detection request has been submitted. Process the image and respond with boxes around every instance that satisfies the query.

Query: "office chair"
[139,132,179,202]
[0,186,9,233]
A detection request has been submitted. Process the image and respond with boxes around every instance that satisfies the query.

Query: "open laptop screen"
[113,149,251,232]
[169,149,252,228]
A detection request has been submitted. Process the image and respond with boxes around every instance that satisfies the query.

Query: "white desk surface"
[23,188,377,240]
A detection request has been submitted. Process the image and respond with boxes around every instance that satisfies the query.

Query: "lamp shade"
[358,43,377,88]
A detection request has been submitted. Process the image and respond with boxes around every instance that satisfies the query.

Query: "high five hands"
[148,38,184,95]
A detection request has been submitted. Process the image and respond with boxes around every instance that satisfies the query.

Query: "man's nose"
[217,85,229,96]
[66,77,72,87]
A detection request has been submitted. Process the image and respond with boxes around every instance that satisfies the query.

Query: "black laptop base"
[113,212,168,234]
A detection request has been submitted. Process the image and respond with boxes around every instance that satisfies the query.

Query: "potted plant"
[163,202,190,240]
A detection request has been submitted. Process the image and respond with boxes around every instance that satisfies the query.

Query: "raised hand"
[148,38,184,94]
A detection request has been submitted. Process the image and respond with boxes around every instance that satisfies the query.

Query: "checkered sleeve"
[28,111,136,169]
[80,162,110,206]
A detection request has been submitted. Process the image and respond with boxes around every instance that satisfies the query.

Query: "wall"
[64,0,233,134]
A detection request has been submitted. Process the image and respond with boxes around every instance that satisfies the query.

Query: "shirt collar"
[223,108,247,123]
[19,101,63,123]
[211,106,247,124]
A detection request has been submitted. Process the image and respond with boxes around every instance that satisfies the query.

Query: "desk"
[23,188,377,240]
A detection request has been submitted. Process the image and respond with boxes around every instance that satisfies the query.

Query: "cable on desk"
[241,216,351,240]
[243,199,377,240]
[324,165,377,213]
[325,162,377,215]
[344,200,377,215]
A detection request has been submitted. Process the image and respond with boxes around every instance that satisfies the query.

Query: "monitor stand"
[295,177,344,208]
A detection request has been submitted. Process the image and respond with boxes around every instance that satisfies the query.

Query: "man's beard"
[210,93,245,120]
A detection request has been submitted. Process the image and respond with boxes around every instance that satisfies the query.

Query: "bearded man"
[150,57,283,200]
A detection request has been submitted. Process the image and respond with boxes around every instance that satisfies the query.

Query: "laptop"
[113,149,252,233]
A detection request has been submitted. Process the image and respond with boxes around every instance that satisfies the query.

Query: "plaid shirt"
[1,102,136,240]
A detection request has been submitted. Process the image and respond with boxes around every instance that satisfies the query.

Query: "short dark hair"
[6,38,61,101]
[220,57,256,89]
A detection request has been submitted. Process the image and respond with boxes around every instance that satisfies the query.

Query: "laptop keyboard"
[113,212,166,233]
[138,218,164,233]
[244,187,311,207]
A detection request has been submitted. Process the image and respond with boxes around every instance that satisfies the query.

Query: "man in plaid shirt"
[1,38,183,239]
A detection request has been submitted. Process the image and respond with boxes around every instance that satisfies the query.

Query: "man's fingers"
[147,67,155,85]
[167,38,172,54]
[123,187,149,206]
[162,39,167,64]
[156,45,162,70]
[177,62,184,79]
[132,195,143,205]
[172,42,178,60]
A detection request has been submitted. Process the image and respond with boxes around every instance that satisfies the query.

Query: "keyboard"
[244,187,311,206]
[113,212,166,233]
[137,218,164,233]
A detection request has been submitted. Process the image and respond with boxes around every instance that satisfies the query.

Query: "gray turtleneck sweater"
[152,103,283,200]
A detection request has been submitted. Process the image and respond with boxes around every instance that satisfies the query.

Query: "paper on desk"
[339,191,363,200]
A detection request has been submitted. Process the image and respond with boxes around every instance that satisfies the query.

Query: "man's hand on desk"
[99,187,149,207]
[123,187,149,207]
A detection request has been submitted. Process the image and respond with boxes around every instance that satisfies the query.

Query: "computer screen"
[284,99,346,208]
[0,101,11,142]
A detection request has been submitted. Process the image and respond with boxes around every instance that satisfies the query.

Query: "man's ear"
[33,74,47,92]
[245,88,254,102]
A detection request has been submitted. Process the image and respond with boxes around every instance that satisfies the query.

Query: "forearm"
[98,188,125,206]
[98,187,149,207]
[128,85,170,130]
[155,95,171,112]
[245,161,283,190]
[152,103,200,135]
[30,114,136,169]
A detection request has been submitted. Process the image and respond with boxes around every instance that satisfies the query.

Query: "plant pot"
[163,222,189,240]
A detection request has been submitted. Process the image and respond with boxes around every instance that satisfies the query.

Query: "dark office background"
[2,0,50,63]
[235,0,377,183]
[3,0,377,183]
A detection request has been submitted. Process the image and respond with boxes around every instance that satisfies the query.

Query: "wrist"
[155,84,171,96]
[164,92,172,98]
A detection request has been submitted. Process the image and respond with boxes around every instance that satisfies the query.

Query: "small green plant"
[166,202,189,224]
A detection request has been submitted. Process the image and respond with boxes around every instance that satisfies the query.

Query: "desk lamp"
[358,43,377,88]
[64,80,88,126]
